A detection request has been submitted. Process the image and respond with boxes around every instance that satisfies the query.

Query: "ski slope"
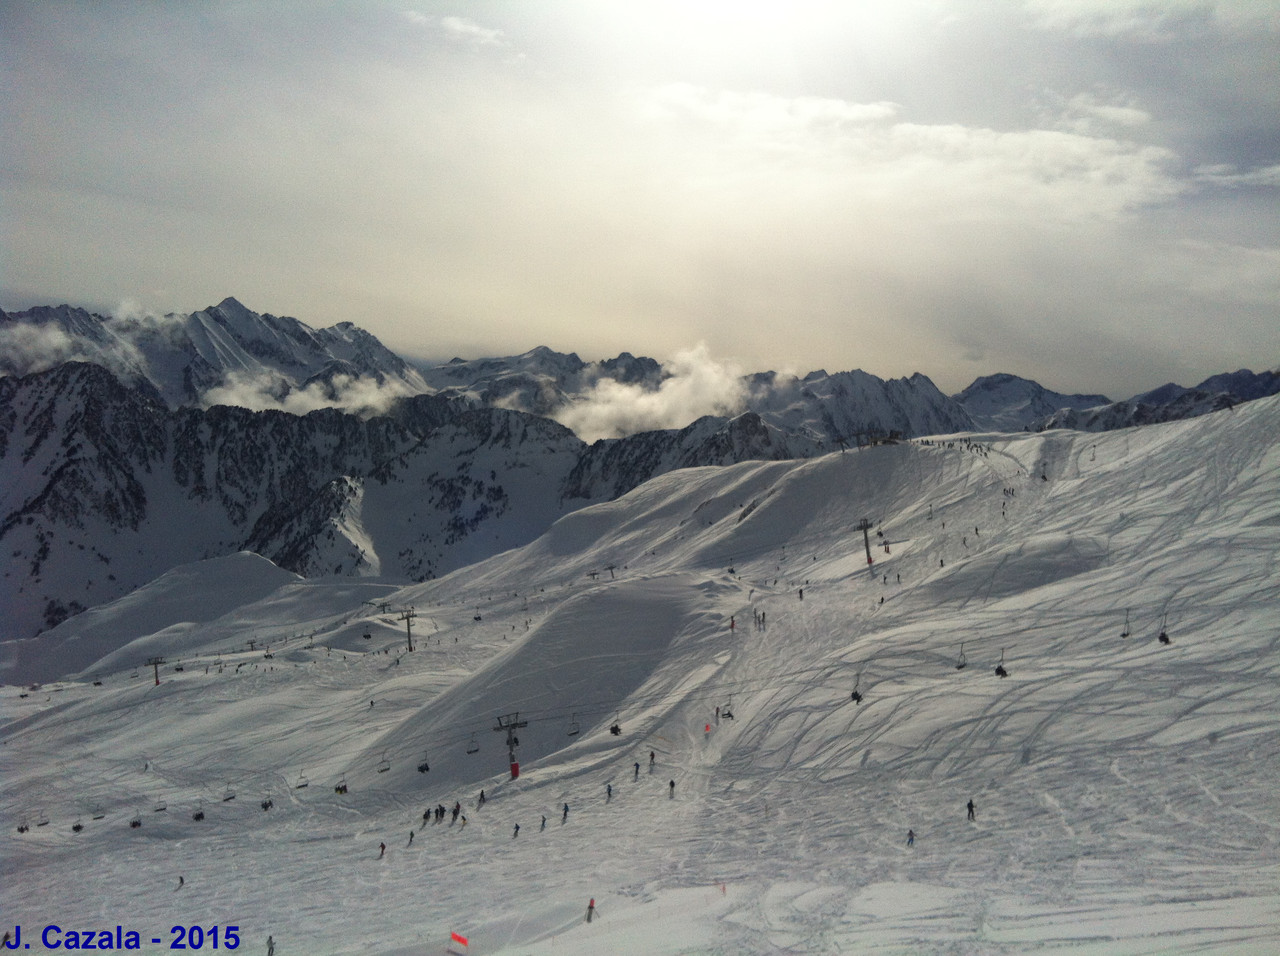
[3,397,1279,954]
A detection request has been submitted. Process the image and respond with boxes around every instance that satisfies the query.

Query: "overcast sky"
[3,0,1278,398]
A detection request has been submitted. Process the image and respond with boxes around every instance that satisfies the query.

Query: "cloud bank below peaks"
[201,369,416,418]
[551,345,746,443]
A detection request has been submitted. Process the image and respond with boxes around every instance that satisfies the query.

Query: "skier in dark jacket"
[967,799,976,821]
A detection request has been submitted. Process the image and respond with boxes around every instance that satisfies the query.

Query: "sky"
[2,1,1278,398]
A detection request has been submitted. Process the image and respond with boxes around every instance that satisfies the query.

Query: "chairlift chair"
[154,798,167,812]
[376,752,391,773]
[1158,612,1170,644]
[417,751,430,773]
[36,810,49,827]
[466,734,480,755]
[295,771,309,789]
[192,803,205,821]
[72,819,84,833]
[16,820,30,834]
[566,713,580,737]
[956,643,967,670]
[850,674,862,704]
[334,774,348,795]
[722,697,735,719]
[261,798,273,811]
[92,806,105,821]
[129,815,141,829]
[1121,609,1130,638]
[994,647,1009,678]
[222,785,236,803]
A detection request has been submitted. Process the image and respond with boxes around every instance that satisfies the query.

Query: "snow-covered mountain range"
[2,297,1277,647]
[4,394,1277,953]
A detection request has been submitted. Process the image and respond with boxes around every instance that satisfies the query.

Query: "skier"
[586,898,596,923]
[606,784,612,802]
[177,876,184,889]
[478,789,486,808]
[634,762,640,780]
[541,815,546,832]
[451,803,460,824]
[669,780,676,798]
[798,588,803,600]
[378,842,386,858]
[408,830,414,846]
[267,936,275,956]
[513,823,520,839]
[907,829,914,847]
[563,802,570,823]
[423,809,430,826]
[729,616,735,632]
[649,751,656,769]
[715,705,720,724]
[459,814,467,829]
[967,799,975,822]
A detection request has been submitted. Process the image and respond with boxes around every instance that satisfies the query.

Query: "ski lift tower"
[398,606,416,653]
[858,518,874,566]
[146,656,165,686]
[494,712,527,780]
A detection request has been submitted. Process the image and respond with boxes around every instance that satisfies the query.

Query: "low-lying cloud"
[551,344,745,442]
[202,369,415,418]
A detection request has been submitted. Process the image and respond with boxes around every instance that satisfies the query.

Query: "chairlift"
[192,803,205,822]
[376,751,391,773]
[1158,612,1170,644]
[417,750,430,773]
[129,815,141,829]
[722,696,735,719]
[850,674,862,704]
[261,798,273,811]
[994,648,1009,678]
[222,785,236,803]
[334,774,348,795]
[92,806,105,821]
[465,734,480,755]
[1121,609,1130,638]
[36,810,49,827]
[955,643,967,671]
[610,713,622,736]
[72,819,84,833]
[295,771,309,789]
[16,820,30,834]
[567,713,580,737]
[154,798,167,812]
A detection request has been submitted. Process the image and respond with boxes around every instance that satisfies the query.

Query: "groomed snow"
[3,397,1279,954]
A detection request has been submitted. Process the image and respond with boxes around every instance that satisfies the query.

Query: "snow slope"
[2,397,1278,954]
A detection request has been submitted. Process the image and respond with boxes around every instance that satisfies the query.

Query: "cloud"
[438,15,507,47]
[551,345,746,442]
[202,370,415,418]
[0,322,90,376]
[1194,163,1280,188]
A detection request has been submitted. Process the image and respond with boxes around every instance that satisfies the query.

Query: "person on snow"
[967,799,976,822]
[649,751,656,768]
[379,842,386,858]
[478,789,486,808]
[408,830,414,846]
[451,803,460,824]
[563,803,570,823]
[669,780,676,798]
[634,762,640,780]
[907,829,914,847]
[459,814,467,829]
[513,823,520,839]
[541,815,547,831]
[606,784,612,802]
[586,899,597,923]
